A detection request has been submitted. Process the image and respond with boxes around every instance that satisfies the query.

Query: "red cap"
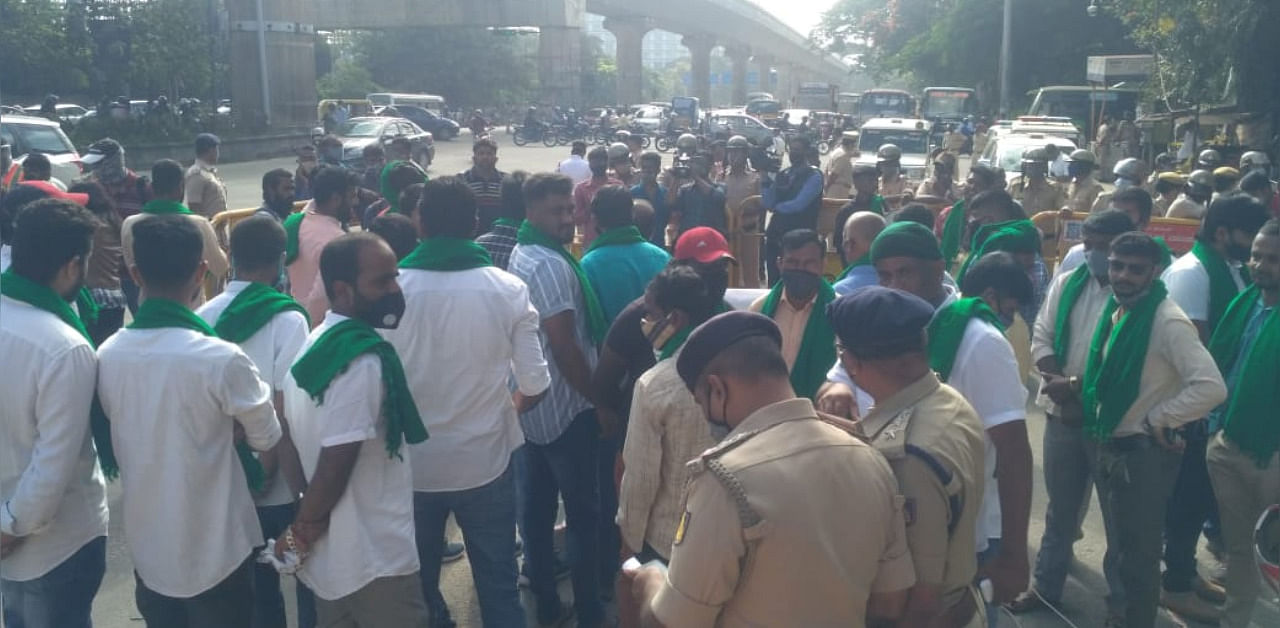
[673,227,735,264]
[19,180,89,207]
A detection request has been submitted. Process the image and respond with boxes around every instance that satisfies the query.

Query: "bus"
[366,92,447,114]
[1026,85,1140,139]
[921,87,977,122]
[794,82,837,111]
[857,89,916,125]
[836,92,861,116]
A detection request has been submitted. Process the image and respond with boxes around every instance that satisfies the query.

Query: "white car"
[0,114,83,186]
[978,132,1077,185]
[630,105,668,132]
[21,104,89,125]
[854,118,932,181]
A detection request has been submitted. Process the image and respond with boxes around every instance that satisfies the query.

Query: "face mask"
[781,269,821,302]
[1228,242,1252,263]
[700,383,732,442]
[356,289,406,329]
[1115,177,1135,191]
[1085,248,1110,279]
[641,314,677,351]
[1068,163,1089,179]
[997,310,1016,328]
[880,164,900,178]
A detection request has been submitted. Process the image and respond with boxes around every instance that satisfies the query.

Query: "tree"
[353,27,537,108]
[580,34,617,106]
[0,0,92,100]
[317,59,381,99]
[126,0,217,100]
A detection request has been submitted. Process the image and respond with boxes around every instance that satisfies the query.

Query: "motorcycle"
[512,124,553,147]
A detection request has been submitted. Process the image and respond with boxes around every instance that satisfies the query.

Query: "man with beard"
[936,163,1004,273]
[256,169,297,222]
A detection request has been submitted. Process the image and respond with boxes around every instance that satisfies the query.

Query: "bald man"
[834,212,886,296]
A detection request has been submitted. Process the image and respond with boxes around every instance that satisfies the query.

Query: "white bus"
[367,93,447,114]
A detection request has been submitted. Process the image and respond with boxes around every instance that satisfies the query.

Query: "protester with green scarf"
[580,185,671,325]
[1075,231,1226,628]
[122,160,229,296]
[940,163,1005,272]
[749,229,836,400]
[97,215,283,623]
[0,198,114,628]
[1204,220,1280,628]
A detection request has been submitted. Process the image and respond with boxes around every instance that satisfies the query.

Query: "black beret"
[825,286,934,359]
[676,311,782,391]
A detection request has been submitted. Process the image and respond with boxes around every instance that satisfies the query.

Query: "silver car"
[1,114,83,186]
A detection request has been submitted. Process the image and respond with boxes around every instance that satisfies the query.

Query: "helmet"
[1066,149,1097,166]
[1188,169,1215,188]
[726,135,751,150]
[1154,152,1175,171]
[1197,148,1222,169]
[676,133,699,153]
[1113,157,1145,181]
[1240,150,1271,173]
[876,144,902,162]
[1021,148,1049,163]
[607,142,630,162]
[527,106,537,113]
[614,129,631,142]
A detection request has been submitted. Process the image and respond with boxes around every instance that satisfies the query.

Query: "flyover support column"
[604,17,652,107]
[538,25,582,107]
[725,45,750,106]
[682,33,716,104]
[775,62,794,106]
[754,54,773,96]
[226,0,316,127]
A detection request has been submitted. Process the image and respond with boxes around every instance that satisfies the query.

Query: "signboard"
[1087,55,1154,84]
[1059,213,1198,260]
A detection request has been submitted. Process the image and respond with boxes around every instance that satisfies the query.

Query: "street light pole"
[999,0,1013,117]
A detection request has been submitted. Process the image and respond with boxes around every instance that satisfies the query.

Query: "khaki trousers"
[315,572,430,628]
[1206,432,1280,628]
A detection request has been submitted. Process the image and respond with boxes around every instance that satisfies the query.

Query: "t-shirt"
[1162,250,1247,324]
[604,298,656,420]
[581,240,671,325]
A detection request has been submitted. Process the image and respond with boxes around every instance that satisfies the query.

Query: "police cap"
[677,311,783,391]
[825,286,933,360]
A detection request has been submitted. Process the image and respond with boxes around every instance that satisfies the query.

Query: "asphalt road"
[87,135,1279,627]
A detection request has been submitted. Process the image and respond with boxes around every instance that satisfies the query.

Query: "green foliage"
[0,0,91,97]
[353,27,537,107]
[317,59,381,100]
[125,0,216,100]
[580,34,618,106]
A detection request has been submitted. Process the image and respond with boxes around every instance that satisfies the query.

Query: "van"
[366,93,447,114]
[854,118,932,181]
[1026,86,1139,139]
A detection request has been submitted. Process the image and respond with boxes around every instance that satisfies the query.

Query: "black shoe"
[537,601,575,627]
[441,541,465,564]
[518,554,572,588]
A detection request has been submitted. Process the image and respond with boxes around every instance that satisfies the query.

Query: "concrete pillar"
[681,33,716,104]
[603,17,652,107]
[725,45,750,106]
[754,54,773,96]
[226,0,317,128]
[775,62,794,106]
[538,25,582,107]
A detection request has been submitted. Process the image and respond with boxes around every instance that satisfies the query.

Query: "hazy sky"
[753,0,838,34]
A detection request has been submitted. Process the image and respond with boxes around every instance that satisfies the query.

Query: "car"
[630,104,668,133]
[0,114,83,186]
[978,132,1077,185]
[1009,115,1083,146]
[326,116,435,170]
[704,111,774,146]
[21,104,89,124]
[854,118,933,181]
[387,105,459,141]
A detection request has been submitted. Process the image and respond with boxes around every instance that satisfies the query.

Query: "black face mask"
[781,269,822,302]
[355,290,406,329]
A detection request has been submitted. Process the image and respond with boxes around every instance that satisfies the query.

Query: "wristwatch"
[1068,375,1080,392]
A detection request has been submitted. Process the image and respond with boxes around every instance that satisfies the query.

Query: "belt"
[1102,433,1153,453]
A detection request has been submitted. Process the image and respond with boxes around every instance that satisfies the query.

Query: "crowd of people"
[1,120,1279,628]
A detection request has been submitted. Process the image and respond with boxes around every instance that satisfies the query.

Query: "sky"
[752,0,838,34]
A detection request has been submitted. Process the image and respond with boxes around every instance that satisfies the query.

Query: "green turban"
[956,219,1040,283]
[870,221,943,263]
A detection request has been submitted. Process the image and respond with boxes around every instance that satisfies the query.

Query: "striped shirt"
[507,243,598,444]
[477,223,519,271]
[461,168,506,231]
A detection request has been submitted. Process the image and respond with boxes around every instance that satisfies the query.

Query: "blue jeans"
[2,535,105,628]
[413,458,525,628]
[517,410,604,626]
[254,503,316,628]
[597,434,622,591]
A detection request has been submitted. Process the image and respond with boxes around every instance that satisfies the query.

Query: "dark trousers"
[413,460,525,628]
[1162,427,1217,592]
[517,410,604,626]
[597,434,622,594]
[254,503,316,628]
[1,535,106,628]
[135,554,255,628]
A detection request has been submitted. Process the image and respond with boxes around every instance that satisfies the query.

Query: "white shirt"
[0,297,108,581]
[284,312,420,600]
[198,281,310,507]
[0,244,10,271]
[557,154,592,185]
[1055,243,1086,278]
[97,319,280,597]
[382,267,549,492]
[1162,249,1247,323]
[1049,155,1069,179]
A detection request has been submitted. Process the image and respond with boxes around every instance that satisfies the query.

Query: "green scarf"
[928,297,1005,382]
[1053,264,1094,367]
[400,237,493,271]
[129,298,266,491]
[214,282,310,343]
[835,254,871,281]
[585,226,646,254]
[379,160,427,214]
[284,211,305,265]
[657,302,731,361]
[940,199,966,272]
[0,270,118,479]
[290,318,428,458]
[1191,240,1248,331]
[516,220,608,344]
[141,199,193,215]
[760,279,837,400]
[75,287,99,328]
[493,217,522,229]
[956,219,1040,285]
[1081,280,1169,441]
[870,195,884,215]
[1208,286,1280,464]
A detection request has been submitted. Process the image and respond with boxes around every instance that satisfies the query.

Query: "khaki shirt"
[1165,194,1206,220]
[749,292,814,370]
[651,398,916,627]
[723,170,761,233]
[880,176,912,209]
[1066,177,1104,214]
[824,152,855,200]
[120,212,229,304]
[184,160,228,219]
[1009,176,1066,215]
[858,374,985,612]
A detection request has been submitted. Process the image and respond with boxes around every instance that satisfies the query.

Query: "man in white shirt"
[196,215,314,628]
[98,214,282,625]
[556,141,592,185]
[280,233,430,627]
[0,199,109,628]
[1055,187,1154,278]
[384,177,550,627]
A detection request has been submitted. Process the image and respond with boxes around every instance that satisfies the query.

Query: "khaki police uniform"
[824,150,856,200]
[1009,176,1066,215]
[650,398,917,627]
[1065,177,1104,214]
[880,175,912,210]
[858,374,987,627]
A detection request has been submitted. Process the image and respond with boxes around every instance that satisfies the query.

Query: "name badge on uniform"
[674,510,691,545]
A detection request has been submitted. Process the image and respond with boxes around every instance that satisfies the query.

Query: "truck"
[794,82,837,112]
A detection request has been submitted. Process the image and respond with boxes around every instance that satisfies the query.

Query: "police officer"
[1197,148,1223,171]
[1167,169,1215,219]
[1091,157,1148,212]
[1064,149,1105,213]
[824,132,859,200]
[627,310,916,627]
[877,144,914,210]
[828,287,987,626]
[761,135,824,284]
[1009,149,1065,215]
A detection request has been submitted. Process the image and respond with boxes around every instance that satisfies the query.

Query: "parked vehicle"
[854,118,932,181]
[978,132,1078,185]
[323,116,435,169]
[366,92,447,114]
[388,105,460,141]
[0,114,83,185]
[704,110,775,146]
[22,103,89,124]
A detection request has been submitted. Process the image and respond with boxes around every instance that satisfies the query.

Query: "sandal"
[1005,590,1052,614]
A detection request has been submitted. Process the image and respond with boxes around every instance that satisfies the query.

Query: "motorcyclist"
[523,106,544,138]
[468,109,489,137]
